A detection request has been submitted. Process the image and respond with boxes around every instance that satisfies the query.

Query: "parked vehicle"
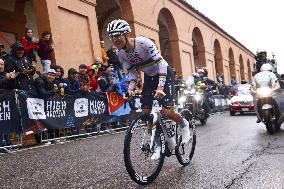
[229,94,255,115]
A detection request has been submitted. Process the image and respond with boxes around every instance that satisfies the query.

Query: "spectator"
[0,59,18,89]
[231,75,237,86]
[64,68,88,95]
[4,41,35,90]
[52,65,65,85]
[86,66,98,91]
[117,76,130,99]
[78,64,90,90]
[0,43,8,61]
[37,31,54,73]
[100,41,109,66]
[107,45,122,79]
[20,28,39,64]
[93,56,107,73]
[106,71,118,92]
[52,65,65,95]
[34,69,57,98]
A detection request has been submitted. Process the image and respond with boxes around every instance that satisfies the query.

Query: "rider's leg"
[161,108,191,144]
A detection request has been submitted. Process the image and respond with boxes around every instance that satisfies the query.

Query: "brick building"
[0,0,255,84]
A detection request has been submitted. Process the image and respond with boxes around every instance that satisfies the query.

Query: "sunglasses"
[109,34,124,41]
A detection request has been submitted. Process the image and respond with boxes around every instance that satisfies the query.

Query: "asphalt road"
[1,112,284,189]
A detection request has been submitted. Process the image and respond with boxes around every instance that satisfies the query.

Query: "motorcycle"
[178,76,208,125]
[255,85,282,134]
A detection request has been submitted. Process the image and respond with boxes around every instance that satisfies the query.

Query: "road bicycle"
[123,97,196,185]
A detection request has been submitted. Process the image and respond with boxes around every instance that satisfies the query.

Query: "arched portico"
[192,27,206,70]
[214,39,223,79]
[229,48,236,83]
[158,8,181,75]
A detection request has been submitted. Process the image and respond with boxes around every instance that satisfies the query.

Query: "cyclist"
[107,19,191,160]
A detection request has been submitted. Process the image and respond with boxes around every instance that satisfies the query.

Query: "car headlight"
[184,88,195,95]
[256,87,272,97]
[179,96,186,103]
[194,94,202,101]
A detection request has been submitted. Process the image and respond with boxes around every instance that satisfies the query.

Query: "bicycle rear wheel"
[175,109,196,166]
[124,116,166,185]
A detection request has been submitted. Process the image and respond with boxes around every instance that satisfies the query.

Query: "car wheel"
[230,111,235,116]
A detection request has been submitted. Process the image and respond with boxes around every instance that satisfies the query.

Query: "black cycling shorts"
[141,66,175,109]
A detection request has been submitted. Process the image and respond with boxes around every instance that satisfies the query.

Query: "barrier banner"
[0,90,21,134]
[18,90,108,131]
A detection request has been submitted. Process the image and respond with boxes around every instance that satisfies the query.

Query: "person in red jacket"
[20,28,39,64]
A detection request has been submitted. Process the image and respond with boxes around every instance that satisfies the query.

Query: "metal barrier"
[212,95,229,113]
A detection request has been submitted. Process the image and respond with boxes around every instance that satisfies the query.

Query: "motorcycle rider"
[194,68,213,117]
[254,49,276,74]
[251,63,278,123]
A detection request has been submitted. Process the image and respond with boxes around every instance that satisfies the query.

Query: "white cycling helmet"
[260,63,273,72]
[107,19,131,36]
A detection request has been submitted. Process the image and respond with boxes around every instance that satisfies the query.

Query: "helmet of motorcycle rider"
[107,19,131,36]
[240,80,247,84]
[260,63,273,72]
[256,49,267,57]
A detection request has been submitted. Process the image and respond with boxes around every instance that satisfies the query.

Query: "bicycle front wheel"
[123,116,166,185]
[175,109,196,166]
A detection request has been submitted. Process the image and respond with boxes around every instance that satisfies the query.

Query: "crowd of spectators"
[0,28,142,99]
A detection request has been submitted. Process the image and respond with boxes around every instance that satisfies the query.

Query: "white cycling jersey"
[116,36,168,87]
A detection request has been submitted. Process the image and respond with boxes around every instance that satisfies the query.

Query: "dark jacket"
[34,75,55,98]
[0,72,8,89]
[4,54,35,90]
[37,39,53,60]
[63,78,80,95]
[106,49,121,70]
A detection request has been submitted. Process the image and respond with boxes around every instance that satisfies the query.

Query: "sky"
[186,0,284,74]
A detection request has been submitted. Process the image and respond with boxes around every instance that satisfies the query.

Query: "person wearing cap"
[100,40,109,66]
[63,68,89,95]
[63,68,80,95]
[0,43,8,61]
[34,68,57,98]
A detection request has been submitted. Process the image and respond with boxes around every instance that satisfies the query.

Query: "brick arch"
[192,27,206,69]
[95,0,135,46]
[213,39,223,77]
[229,47,236,82]
[157,8,181,74]
[239,54,245,80]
